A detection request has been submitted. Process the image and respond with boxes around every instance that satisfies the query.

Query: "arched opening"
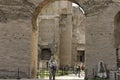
[114,11,120,68]
[31,0,86,78]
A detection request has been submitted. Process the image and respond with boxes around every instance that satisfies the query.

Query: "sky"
[72,3,85,14]
[72,3,79,7]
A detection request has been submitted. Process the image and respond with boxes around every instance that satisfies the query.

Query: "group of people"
[74,63,85,77]
[47,56,108,80]
[47,56,85,80]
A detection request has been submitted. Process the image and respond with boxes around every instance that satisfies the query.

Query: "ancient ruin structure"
[0,0,120,79]
[37,1,85,69]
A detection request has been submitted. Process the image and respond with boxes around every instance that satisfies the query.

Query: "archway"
[114,11,120,68]
[32,0,84,31]
[31,0,85,78]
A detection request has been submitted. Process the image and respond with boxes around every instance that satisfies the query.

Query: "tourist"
[48,56,57,80]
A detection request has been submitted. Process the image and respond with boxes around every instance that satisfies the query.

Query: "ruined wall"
[29,0,120,78]
[0,0,73,78]
[38,16,60,68]
[85,3,120,77]
[0,0,120,79]
[72,6,86,65]
[0,20,31,78]
[37,1,73,68]
[0,0,34,78]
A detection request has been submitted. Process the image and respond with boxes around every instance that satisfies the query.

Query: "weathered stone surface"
[0,20,31,78]
[0,0,35,22]
[81,0,113,16]
[0,0,115,23]
[72,6,85,65]
[85,3,120,77]
[112,0,120,2]
[0,0,120,79]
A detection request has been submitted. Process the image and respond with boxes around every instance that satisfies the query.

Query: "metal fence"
[37,69,73,79]
[0,68,30,79]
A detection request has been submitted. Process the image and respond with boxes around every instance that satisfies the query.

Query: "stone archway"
[32,0,85,31]
[114,11,120,48]
[114,11,120,68]
[0,0,118,79]
[30,0,114,78]
[31,0,85,78]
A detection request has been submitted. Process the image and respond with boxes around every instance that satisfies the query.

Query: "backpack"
[49,60,57,70]
[52,65,57,70]
[52,61,57,70]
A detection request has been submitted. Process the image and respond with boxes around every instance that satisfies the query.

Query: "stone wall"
[0,0,120,79]
[85,3,120,77]
[0,20,31,78]
[37,16,60,68]
[37,1,73,68]
[72,6,86,65]
[0,0,33,78]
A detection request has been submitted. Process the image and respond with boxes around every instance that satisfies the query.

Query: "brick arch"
[30,0,113,78]
[32,0,85,31]
[114,11,120,48]
[31,0,113,31]
[30,0,85,78]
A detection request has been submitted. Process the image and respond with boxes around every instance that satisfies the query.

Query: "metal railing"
[37,69,73,79]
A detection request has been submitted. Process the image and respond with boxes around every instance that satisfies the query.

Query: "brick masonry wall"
[0,0,120,79]
[85,3,120,78]
[0,20,32,78]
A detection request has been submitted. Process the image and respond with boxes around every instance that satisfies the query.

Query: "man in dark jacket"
[48,56,57,80]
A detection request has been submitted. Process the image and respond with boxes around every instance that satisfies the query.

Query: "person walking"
[74,64,78,75]
[80,63,85,71]
[77,65,80,77]
[80,63,85,77]
[48,56,57,80]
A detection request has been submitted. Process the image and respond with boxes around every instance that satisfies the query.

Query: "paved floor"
[0,71,85,80]
[54,74,84,79]
[0,74,85,80]
[44,73,85,80]
[42,71,85,80]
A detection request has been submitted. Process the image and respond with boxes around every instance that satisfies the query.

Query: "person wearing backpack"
[48,56,57,80]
